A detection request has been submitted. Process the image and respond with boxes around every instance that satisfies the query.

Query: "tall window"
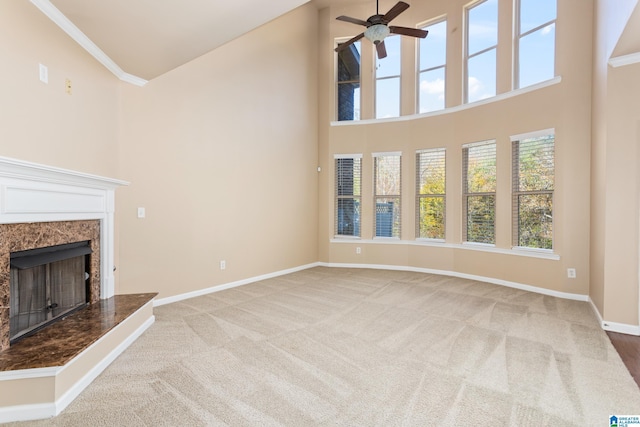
[512,131,554,249]
[418,19,447,113]
[337,41,361,121]
[465,0,497,103]
[335,155,362,237]
[375,36,401,119]
[516,0,556,88]
[416,148,446,239]
[374,153,401,237]
[463,141,496,244]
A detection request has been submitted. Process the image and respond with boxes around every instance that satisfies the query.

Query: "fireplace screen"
[9,241,92,343]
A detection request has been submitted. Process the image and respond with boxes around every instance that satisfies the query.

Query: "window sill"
[330,76,562,126]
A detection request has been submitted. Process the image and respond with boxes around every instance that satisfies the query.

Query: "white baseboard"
[320,262,589,302]
[153,262,321,306]
[588,297,640,336]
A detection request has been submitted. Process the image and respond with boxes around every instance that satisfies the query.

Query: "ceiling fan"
[334,0,428,59]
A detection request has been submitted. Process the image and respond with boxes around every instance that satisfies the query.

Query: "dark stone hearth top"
[0,293,157,372]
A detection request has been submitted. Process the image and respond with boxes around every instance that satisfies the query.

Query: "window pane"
[519,24,555,88]
[376,77,400,119]
[466,143,496,193]
[467,195,495,244]
[517,194,552,249]
[335,157,361,237]
[517,135,554,192]
[376,36,401,77]
[419,68,445,113]
[337,41,361,121]
[418,149,446,194]
[467,49,496,103]
[375,155,401,195]
[376,198,401,237]
[520,0,556,34]
[420,20,447,70]
[337,198,361,236]
[419,196,445,239]
[468,0,498,55]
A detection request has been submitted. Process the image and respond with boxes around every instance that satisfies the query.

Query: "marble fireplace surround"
[0,157,155,422]
[0,220,101,350]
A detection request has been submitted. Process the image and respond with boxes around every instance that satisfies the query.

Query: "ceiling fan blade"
[334,33,365,52]
[389,26,429,38]
[376,40,387,59]
[336,15,370,27]
[383,1,410,23]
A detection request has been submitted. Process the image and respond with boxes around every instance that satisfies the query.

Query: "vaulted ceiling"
[31,0,349,84]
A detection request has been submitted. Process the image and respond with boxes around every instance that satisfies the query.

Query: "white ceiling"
[31,0,351,84]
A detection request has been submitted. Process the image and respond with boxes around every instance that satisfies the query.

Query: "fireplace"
[9,241,92,343]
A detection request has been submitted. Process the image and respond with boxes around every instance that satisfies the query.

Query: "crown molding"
[29,0,148,87]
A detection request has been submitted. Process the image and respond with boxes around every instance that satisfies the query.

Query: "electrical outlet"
[39,64,48,84]
[567,268,576,279]
[356,247,361,254]
[220,260,226,270]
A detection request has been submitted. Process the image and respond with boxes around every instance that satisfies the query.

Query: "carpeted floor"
[11,267,640,426]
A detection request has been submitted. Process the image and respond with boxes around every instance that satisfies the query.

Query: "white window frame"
[336,39,362,121]
[375,36,402,119]
[416,148,446,240]
[511,129,555,251]
[514,0,557,89]
[373,152,402,238]
[462,140,497,244]
[334,154,363,238]
[417,17,447,113]
[464,0,498,104]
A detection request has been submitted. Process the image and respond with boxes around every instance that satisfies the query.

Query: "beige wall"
[592,0,640,326]
[319,0,594,298]
[116,5,319,298]
[0,1,120,178]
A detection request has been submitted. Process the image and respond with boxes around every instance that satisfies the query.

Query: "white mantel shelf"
[0,156,129,299]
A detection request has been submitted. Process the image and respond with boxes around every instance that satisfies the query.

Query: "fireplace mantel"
[0,156,129,299]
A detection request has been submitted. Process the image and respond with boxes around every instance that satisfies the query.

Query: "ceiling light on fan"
[364,24,390,44]
[334,1,428,59]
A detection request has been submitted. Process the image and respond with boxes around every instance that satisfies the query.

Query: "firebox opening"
[9,241,92,344]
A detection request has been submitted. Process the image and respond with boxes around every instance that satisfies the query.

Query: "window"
[516,0,556,88]
[335,155,362,237]
[463,141,496,244]
[375,36,401,119]
[418,19,447,113]
[373,153,401,237]
[337,41,361,121]
[416,148,446,239]
[512,131,554,249]
[465,0,497,103]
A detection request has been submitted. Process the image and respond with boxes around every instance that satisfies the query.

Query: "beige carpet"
[11,267,640,426]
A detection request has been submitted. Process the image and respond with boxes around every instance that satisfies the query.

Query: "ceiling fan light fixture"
[364,24,390,44]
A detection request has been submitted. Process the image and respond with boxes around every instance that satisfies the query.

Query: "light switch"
[137,207,145,218]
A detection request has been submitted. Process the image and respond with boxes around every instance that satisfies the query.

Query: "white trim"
[510,128,555,142]
[331,76,562,126]
[29,0,148,87]
[372,151,402,157]
[589,298,640,335]
[462,139,496,149]
[609,52,640,68]
[334,153,363,159]
[153,262,321,306]
[319,262,588,301]
[0,156,128,299]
